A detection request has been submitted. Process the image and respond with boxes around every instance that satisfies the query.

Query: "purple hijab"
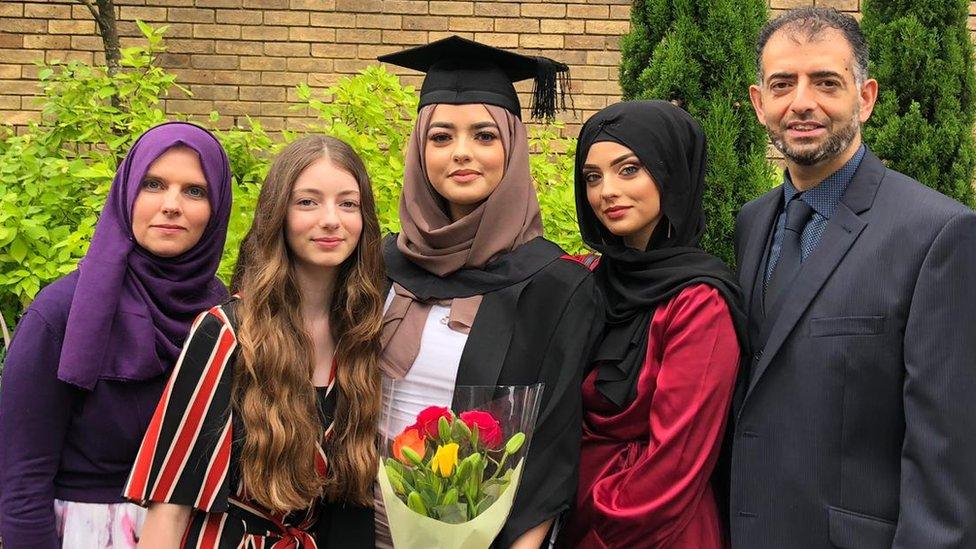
[58,122,233,390]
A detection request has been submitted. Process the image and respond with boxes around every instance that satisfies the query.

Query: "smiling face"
[131,146,212,258]
[285,156,363,272]
[750,26,877,170]
[423,103,506,221]
[583,140,662,250]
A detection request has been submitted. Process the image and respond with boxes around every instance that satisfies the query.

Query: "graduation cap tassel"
[531,57,570,122]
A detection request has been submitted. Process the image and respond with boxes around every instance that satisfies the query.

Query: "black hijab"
[575,100,748,407]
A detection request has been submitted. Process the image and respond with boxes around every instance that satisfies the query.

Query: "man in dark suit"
[731,8,976,549]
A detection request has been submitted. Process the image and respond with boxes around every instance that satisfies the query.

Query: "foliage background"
[619,0,776,267]
[862,0,976,208]
[0,25,581,331]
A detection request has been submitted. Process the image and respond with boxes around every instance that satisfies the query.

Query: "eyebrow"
[143,172,207,187]
[428,121,500,130]
[582,153,639,170]
[767,70,845,81]
[292,188,360,197]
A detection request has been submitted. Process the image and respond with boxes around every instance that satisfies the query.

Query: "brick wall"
[1,0,975,136]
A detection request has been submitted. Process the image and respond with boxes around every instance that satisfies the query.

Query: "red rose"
[459,410,504,449]
[408,406,453,439]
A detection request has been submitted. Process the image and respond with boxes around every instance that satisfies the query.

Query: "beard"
[768,108,860,166]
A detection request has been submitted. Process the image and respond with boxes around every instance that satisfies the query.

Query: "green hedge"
[0,24,582,328]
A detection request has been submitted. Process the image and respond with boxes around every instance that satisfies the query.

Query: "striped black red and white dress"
[124,298,336,548]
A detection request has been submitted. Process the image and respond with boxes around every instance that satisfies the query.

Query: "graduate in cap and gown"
[376,36,602,548]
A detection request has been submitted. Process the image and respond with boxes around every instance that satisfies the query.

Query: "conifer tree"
[619,0,774,266]
[862,0,976,207]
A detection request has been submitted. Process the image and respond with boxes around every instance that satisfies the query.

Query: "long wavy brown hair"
[230,135,384,510]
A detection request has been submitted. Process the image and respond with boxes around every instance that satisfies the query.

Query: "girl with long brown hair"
[126,135,384,548]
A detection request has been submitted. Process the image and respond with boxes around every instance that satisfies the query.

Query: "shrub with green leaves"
[619,0,775,266]
[0,24,582,329]
[862,0,976,207]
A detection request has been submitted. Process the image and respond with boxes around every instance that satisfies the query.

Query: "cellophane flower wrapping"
[378,383,543,549]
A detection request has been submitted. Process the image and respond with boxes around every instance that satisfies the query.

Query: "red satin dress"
[558,284,740,549]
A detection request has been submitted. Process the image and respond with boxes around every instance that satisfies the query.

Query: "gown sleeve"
[590,285,741,547]
[0,309,76,549]
[123,307,237,513]
[495,274,604,547]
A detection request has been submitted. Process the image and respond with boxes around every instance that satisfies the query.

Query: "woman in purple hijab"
[0,122,232,548]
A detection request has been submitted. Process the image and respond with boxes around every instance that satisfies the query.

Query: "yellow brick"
[383,0,429,14]
[289,27,337,42]
[196,0,243,7]
[495,18,539,33]
[192,54,239,70]
[24,35,71,49]
[428,30,473,42]
[215,70,261,85]
[337,0,382,11]
[586,20,630,35]
[120,6,168,21]
[167,8,215,23]
[158,52,192,67]
[215,40,264,55]
[193,24,240,39]
[244,0,288,7]
[188,84,238,100]
[261,71,307,86]
[0,34,24,48]
[336,28,382,43]
[0,4,23,17]
[429,1,473,15]
[356,14,401,29]
[565,35,605,50]
[24,3,72,19]
[358,44,401,59]
[310,12,357,27]
[241,25,290,41]
[0,65,21,79]
[264,42,311,57]
[571,65,610,81]
[168,38,215,54]
[67,35,101,50]
[215,9,262,25]
[522,3,565,17]
[382,30,430,45]
[239,85,286,101]
[334,58,374,73]
[403,15,450,31]
[166,99,215,115]
[252,116,285,131]
[239,56,285,70]
[449,16,493,32]
[770,0,812,7]
[816,0,858,9]
[586,50,621,66]
[263,10,310,26]
[520,34,564,49]
[290,0,338,11]
[213,100,261,116]
[474,2,519,17]
[48,19,95,34]
[311,42,357,58]
[0,50,43,64]
[567,5,609,19]
[540,19,585,34]
[474,32,519,48]
[610,5,630,19]
[287,57,334,72]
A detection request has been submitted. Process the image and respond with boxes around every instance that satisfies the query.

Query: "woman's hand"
[138,503,191,548]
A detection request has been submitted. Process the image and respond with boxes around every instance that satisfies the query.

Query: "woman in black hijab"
[557,101,746,548]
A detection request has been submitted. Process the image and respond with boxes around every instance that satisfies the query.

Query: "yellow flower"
[431,443,460,477]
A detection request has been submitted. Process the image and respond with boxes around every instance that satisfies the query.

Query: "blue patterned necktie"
[765,197,814,316]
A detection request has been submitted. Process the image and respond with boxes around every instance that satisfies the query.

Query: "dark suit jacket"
[730,148,976,549]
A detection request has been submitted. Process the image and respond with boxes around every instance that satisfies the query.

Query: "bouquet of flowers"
[377,384,543,549]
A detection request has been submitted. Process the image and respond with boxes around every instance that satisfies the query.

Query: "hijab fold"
[58,122,232,390]
[575,101,747,407]
[381,103,546,378]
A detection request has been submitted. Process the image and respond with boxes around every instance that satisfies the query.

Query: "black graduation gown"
[385,236,604,546]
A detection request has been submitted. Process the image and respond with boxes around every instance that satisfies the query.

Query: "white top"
[380,291,468,438]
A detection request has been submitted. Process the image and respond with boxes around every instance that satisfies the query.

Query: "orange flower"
[393,427,426,464]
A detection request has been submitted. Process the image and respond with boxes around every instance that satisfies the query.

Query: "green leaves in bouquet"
[386,409,528,523]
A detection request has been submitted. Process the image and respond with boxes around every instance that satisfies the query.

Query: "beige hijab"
[380,103,543,378]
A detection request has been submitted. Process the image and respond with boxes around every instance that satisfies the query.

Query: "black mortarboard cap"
[378,35,570,121]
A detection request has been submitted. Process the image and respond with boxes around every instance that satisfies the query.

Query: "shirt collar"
[783,144,866,219]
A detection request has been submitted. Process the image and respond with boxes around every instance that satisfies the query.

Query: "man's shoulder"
[877,166,973,224]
